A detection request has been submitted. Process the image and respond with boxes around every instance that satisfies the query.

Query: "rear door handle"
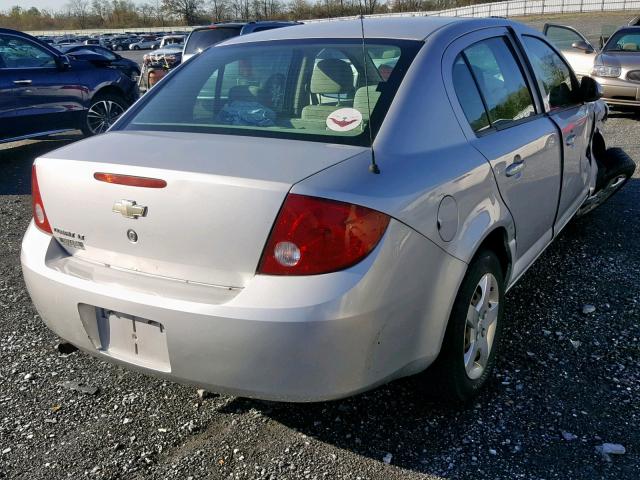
[566,133,576,147]
[13,79,32,85]
[505,156,525,177]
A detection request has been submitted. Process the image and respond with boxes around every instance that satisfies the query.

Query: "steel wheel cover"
[463,272,499,380]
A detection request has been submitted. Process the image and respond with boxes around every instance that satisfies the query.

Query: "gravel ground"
[1,114,638,480]
[1,18,640,479]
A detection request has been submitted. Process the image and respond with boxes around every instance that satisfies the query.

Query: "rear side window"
[463,37,536,127]
[452,55,490,132]
[522,36,578,110]
[184,28,240,55]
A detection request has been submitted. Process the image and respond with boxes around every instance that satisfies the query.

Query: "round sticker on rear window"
[326,108,363,132]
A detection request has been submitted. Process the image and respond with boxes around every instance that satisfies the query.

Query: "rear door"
[0,54,17,139]
[444,28,562,270]
[543,24,597,77]
[520,34,592,231]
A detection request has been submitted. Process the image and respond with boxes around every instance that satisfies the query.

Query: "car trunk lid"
[37,131,365,287]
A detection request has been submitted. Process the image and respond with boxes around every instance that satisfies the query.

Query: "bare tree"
[162,0,204,24]
[66,0,90,28]
[139,2,156,25]
[209,0,229,21]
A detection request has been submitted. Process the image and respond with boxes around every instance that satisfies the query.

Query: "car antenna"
[357,4,380,174]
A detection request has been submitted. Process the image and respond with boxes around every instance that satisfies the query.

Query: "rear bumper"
[21,220,466,402]
[597,77,640,106]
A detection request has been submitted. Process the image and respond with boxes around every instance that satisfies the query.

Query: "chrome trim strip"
[0,129,77,144]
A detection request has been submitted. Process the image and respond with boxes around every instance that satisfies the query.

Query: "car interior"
[129,43,404,141]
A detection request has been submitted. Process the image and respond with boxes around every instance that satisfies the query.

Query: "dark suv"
[182,21,300,62]
[0,28,138,143]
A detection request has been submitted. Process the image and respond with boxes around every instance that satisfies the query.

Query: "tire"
[578,147,636,217]
[81,93,128,137]
[133,45,140,50]
[429,250,505,403]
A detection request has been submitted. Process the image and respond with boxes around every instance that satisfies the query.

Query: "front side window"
[522,36,578,110]
[463,37,536,127]
[122,39,420,146]
[0,35,56,68]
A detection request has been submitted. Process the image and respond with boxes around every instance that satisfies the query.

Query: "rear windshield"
[121,39,420,146]
[184,28,241,55]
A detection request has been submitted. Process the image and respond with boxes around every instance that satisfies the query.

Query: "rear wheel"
[429,250,505,403]
[82,93,128,136]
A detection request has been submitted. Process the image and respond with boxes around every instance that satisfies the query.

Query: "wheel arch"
[91,84,127,103]
[471,227,512,283]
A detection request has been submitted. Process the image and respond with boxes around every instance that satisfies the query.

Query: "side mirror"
[56,54,71,71]
[580,76,603,103]
[571,41,595,53]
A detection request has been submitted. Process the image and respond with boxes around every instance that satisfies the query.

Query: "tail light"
[31,164,52,234]
[258,194,390,276]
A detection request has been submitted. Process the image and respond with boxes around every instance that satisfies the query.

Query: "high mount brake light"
[94,172,167,188]
[31,165,52,234]
[258,194,390,276]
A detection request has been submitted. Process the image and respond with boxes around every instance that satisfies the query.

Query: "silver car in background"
[22,17,634,403]
[544,24,640,107]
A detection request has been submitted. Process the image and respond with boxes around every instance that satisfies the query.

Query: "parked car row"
[35,30,190,52]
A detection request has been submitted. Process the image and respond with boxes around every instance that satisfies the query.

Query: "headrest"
[354,85,381,117]
[622,42,638,51]
[310,59,354,94]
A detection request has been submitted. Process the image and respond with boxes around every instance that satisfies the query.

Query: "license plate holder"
[92,309,171,372]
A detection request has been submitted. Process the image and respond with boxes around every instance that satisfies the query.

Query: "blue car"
[57,44,141,81]
[0,28,139,143]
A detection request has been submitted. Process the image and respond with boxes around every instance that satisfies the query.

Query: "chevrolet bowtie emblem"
[112,200,147,219]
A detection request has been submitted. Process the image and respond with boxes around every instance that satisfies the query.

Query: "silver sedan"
[22,17,633,402]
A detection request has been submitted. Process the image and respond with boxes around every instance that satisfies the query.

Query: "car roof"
[610,26,640,35]
[221,16,494,44]
[191,23,247,31]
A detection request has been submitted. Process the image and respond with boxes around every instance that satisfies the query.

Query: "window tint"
[522,36,578,110]
[463,37,535,127]
[544,25,585,50]
[452,55,490,132]
[0,35,56,68]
